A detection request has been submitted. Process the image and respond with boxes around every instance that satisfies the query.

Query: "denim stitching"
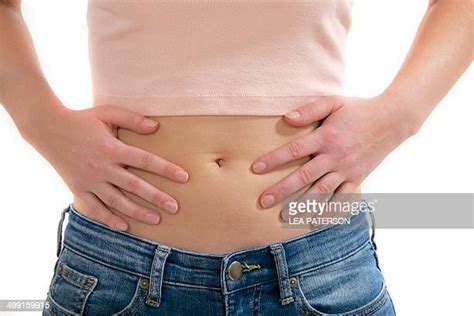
[57,262,97,290]
[222,239,371,296]
[269,243,294,305]
[56,207,69,257]
[290,239,371,280]
[46,292,76,316]
[112,277,147,316]
[345,284,389,316]
[252,284,262,316]
[63,244,146,278]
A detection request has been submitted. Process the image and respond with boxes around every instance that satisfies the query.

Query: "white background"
[0,1,473,315]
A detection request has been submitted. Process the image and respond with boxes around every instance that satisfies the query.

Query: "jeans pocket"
[294,278,392,315]
[111,276,149,316]
[44,247,151,315]
[292,241,395,315]
[44,262,97,315]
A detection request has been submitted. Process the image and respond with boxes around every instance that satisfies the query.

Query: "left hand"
[252,95,416,208]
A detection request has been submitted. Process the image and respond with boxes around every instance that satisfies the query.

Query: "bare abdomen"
[73,115,319,254]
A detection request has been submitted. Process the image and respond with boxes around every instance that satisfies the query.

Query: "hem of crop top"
[93,93,338,116]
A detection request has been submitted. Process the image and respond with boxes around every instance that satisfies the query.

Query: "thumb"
[96,105,159,134]
[284,96,341,126]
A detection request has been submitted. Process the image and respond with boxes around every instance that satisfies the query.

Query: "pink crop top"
[87,0,353,116]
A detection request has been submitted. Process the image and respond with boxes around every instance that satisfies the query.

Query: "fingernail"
[252,162,266,173]
[285,111,301,120]
[164,201,178,213]
[145,212,160,224]
[115,222,127,231]
[175,170,189,182]
[261,194,275,208]
[144,119,158,128]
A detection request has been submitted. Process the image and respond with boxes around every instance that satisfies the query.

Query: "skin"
[1,1,191,231]
[1,1,472,253]
[73,116,322,252]
[253,0,473,208]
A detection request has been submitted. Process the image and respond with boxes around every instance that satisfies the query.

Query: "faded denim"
[43,203,396,315]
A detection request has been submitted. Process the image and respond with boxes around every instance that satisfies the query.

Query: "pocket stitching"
[344,283,389,316]
[111,277,148,315]
[45,291,76,316]
[293,240,371,281]
[58,262,98,290]
[50,262,98,315]
[295,276,389,315]
[64,245,146,279]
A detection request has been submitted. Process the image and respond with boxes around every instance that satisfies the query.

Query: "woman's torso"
[73,0,354,254]
[74,116,321,253]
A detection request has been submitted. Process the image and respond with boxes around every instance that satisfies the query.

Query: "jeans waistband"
[59,203,372,297]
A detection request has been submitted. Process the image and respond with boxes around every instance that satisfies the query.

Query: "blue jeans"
[43,203,396,315]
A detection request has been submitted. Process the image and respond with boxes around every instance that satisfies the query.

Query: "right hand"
[22,104,189,231]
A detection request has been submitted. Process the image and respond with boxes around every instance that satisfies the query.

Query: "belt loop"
[369,210,377,251]
[146,245,171,307]
[56,205,70,257]
[269,243,294,305]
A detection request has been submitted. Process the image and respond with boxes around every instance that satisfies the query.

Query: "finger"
[252,132,323,174]
[330,182,359,206]
[78,191,128,231]
[96,105,159,134]
[284,96,341,126]
[305,171,345,196]
[279,172,343,224]
[108,166,179,214]
[299,172,345,217]
[259,155,332,208]
[118,143,189,183]
[94,183,161,225]
[335,182,357,194]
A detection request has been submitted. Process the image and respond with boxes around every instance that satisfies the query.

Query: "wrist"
[19,97,72,145]
[1,70,72,143]
[377,89,426,140]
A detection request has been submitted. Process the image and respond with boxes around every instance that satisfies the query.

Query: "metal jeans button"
[139,278,149,289]
[228,261,243,280]
[289,276,297,288]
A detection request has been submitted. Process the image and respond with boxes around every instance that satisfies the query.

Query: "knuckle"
[336,146,351,162]
[287,141,303,159]
[128,114,144,127]
[106,194,120,208]
[85,159,101,172]
[298,167,314,185]
[98,140,117,156]
[321,127,338,143]
[278,185,291,198]
[138,152,153,169]
[313,182,331,193]
[126,178,140,193]
[311,134,325,151]
[152,192,166,206]
[161,162,174,177]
